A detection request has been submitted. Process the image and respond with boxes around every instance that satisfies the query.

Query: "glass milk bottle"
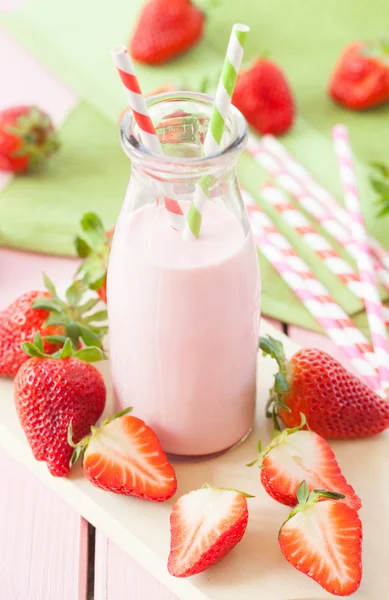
[107,92,261,457]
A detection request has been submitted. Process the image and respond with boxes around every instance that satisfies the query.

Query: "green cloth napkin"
[1,0,389,334]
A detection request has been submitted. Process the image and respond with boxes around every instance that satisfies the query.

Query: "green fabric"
[1,0,389,333]
[0,102,128,254]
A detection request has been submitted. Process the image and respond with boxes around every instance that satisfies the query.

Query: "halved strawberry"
[168,486,249,577]
[70,408,177,501]
[250,418,361,511]
[279,482,362,596]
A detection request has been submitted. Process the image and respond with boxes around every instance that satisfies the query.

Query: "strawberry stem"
[278,480,346,536]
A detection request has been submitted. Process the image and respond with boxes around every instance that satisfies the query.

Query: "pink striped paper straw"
[332,125,389,391]
[247,134,389,293]
[241,191,383,394]
[260,182,389,326]
[111,45,185,231]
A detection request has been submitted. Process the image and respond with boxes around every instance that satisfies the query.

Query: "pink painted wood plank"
[95,533,179,600]
[288,324,359,376]
[0,448,88,600]
[0,249,79,308]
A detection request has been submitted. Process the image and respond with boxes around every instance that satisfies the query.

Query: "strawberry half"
[279,481,362,596]
[250,417,361,510]
[260,335,389,438]
[168,486,249,577]
[70,408,177,501]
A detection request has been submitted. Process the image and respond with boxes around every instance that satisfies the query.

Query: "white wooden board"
[0,319,387,600]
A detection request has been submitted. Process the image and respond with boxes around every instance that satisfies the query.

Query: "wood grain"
[0,448,88,600]
[95,534,178,600]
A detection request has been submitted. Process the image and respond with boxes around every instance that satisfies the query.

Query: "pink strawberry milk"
[108,92,260,456]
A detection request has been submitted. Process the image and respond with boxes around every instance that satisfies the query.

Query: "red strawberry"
[168,486,249,577]
[0,276,107,378]
[75,213,113,303]
[232,59,295,136]
[0,290,62,377]
[260,335,389,438]
[130,0,204,65]
[14,337,106,477]
[0,105,59,173]
[250,419,361,510]
[70,408,177,501]
[329,41,389,110]
[279,482,362,596]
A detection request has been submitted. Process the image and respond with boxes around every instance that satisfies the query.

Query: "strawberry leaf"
[73,346,106,362]
[74,236,91,258]
[370,177,389,195]
[33,332,44,352]
[65,280,85,307]
[370,161,389,178]
[32,297,62,312]
[42,335,68,345]
[80,213,106,247]
[78,325,103,349]
[21,342,47,358]
[296,480,309,504]
[59,338,74,359]
[84,310,108,323]
[42,273,59,300]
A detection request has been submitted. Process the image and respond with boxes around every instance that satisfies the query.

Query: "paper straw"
[248,134,389,290]
[182,24,249,240]
[332,125,389,391]
[111,45,185,231]
[260,182,389,326]
[242,191,384,395]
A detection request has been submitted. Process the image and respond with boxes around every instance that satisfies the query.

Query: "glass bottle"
[107,92,261,457]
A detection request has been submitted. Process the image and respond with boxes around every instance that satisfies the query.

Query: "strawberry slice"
[279,482,362,596]
[251,419,361,511]
[168,486,249,577]
[70,408,177,501]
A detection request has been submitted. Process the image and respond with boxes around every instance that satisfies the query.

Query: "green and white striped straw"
[183,23,250,240]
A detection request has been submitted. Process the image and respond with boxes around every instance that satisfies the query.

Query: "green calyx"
[202,483,255,498]
[278,480,345,537]
[31,273,108,350]
[259,335,291,430]
[68,406,133,468]
[370,161,389,218]
[74,213,112,294]
[8,106,60,170]
[360,38,389,59]
[247,413,309,468]
[22,332,107,362]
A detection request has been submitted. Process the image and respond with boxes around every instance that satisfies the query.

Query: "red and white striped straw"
[248,134,389,290]
[332,125,389,391]
[260,182,389,326]
[111,45,185,231]
[241,191,384,395]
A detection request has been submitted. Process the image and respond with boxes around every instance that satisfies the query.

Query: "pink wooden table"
[0,5,354,596]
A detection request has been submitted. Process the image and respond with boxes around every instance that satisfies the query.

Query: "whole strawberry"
[130,0,204,65]
[0,105,59,173]
[14,336,106,477]
[0,275,107,378]
[329,41,389,110]
[69,407,177,501]
[75,213,114,303]
[232,59,295,136]
[260,335,389,438]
